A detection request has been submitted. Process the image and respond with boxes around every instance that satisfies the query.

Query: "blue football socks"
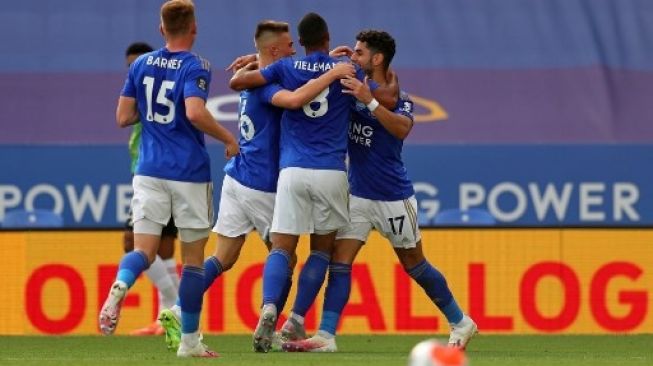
[291,250,330,317]
[276,271,293,315]
[178,265,205,334]
[262,248,291,307]
[319,262,352,336]
[203,255,224,292]
[116,250,149,288]
[407,259,463,324]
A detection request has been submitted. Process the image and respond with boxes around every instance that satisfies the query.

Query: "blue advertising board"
[1,1,652,227]
[1,145,651,227]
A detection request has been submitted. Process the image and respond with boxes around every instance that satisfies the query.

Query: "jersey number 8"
[302,86,329,118]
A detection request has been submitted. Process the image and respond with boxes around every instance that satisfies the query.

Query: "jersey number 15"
[143,76,175,124]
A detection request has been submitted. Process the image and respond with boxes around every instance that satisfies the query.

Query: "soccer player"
[99,0,238,358]
[157,19,356,351]
[122,42,180,337]
[229,13,357,353]
[230,14,398,353]
[281,30,478,352]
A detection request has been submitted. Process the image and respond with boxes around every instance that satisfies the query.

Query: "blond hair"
[160,0,195,37]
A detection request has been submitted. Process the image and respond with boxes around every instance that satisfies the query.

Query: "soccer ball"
[408,339,467,366]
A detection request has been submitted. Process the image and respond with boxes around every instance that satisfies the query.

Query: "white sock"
[290,311,305,325]
[454,314,470,327]
[317,330,334,339]
[109,280,128,306]
[114,280,128,290]
[263,303,277,316]
[171,304,182,319]
[163,258,180,289]
[144,256,177,309]
[181,330,200,348]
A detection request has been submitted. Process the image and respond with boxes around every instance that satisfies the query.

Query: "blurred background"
[0,0,651,337]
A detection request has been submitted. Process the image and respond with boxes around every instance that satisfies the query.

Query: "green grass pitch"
[1,334,651,365]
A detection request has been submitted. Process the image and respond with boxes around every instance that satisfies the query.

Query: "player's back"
[347,91,415,201]
[261,52,350,171]
[124,48,212,182]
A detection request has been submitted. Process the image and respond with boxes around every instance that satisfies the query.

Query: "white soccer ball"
[408,339,467,366]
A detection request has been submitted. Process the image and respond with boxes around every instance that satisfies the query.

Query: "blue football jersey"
[224,83,283,192]
[260,52,351,171]
[348,91,416,201]
[121,48,212,182]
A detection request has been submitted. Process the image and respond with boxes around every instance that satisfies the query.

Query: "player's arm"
[229,62,267,91]
[342,75,412,140]
[225,53,257,72]
[185,97,239,158]
[329,45,353,58]
[271,62,355,109]
[371,69,399,109]
[116,96,139,127]
[368,100,413,140]
[117,66,139,127]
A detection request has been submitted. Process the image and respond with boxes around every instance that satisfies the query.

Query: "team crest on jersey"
[355,100,367,111]
[196,77,207,92]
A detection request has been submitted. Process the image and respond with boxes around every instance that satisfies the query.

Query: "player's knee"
[397,250,425,271]
[270,238,297,253]
[331,244,359,264]
[310,236,336,254]
[179,228,209,243]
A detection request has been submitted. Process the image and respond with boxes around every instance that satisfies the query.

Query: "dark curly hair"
[356,30,395,70]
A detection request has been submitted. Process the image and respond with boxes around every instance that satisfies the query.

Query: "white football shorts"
[271,167,349,235]
[131,175,213,230]
[336,195,421,249]
[213,174,275,241]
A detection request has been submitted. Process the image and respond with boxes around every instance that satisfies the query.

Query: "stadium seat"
[433,208,496,226]
[1,209,64,228]
[418,211,433,227]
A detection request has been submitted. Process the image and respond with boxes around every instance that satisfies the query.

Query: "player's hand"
[329,62,356,80]
[341,75,374,104]
[225,141,240,158]
[243,60,259,71]
[226,54,257,72]
[329,45,353,58]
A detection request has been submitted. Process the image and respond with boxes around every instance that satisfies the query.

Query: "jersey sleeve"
[258,83,284,104]
[367,79,379,91]
[260,59,284,84]
[394,92,415,122]
[184,57,212,100]
[354,65,379,91]
[120,64,137,98]
[354,65,365,80]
